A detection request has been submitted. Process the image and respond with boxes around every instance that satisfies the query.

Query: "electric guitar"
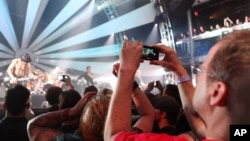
[9,76,38,84]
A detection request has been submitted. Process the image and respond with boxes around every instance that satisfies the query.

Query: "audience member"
[192,28,198,36]
[163,84,191,133]
[162,84,181,105]
[104,30,250,141]
[62,74,75,90]
[199,26,206,34]
[0,84,31,141]
[27,92,97,141]
[144,80,163,96]
[83,85,98,96]
[112,63,155,132]
[59,90,81,110]
[209,25,214,31]
[98,87,113,96]
[151,96,181,135]
[235,18,242,25]
[80,94,110,141]
[215,24,221,30]
[45,86,62,112]
[223,16,233,27]
[244,16,249,23]
[58,89,82,134]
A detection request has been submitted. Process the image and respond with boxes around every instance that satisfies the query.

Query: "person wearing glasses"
[104,30,250,141]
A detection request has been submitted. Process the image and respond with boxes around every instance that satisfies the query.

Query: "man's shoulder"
[11,58,21,63]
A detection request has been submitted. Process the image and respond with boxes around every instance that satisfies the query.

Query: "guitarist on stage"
[7,53,34,86]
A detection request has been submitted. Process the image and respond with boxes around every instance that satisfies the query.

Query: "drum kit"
[0,69,64,95]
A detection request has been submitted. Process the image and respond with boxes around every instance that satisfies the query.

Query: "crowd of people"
[0,29,250,141]
[177,15,250,41]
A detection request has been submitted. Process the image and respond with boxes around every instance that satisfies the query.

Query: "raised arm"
[27,92,96,141]
[112,63,155,133]
[150,44,206,138]
[131,85,155,132]
[104,39,143,141]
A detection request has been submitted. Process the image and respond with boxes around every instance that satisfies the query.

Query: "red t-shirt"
[114,132,188,141]
[115,132,221,141]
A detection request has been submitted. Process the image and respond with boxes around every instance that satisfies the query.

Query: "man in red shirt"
[104,30,250,141]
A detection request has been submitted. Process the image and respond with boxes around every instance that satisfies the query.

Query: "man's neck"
[205,109,229,141]
[5,111,26,119]
[158,119,173,129]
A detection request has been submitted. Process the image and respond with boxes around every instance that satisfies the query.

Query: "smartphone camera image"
[57,75,67,81]
[141,45,159,60]
[154,81,156,87]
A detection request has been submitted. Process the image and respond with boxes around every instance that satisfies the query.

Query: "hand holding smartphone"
[122,35,159,60]
[57,75,68,82]
[141,45,159,60]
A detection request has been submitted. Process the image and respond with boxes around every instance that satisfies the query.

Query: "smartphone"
[141,45,159,60]
[57,75,67,81]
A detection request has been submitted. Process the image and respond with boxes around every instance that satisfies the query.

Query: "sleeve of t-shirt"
[114,131,188,141]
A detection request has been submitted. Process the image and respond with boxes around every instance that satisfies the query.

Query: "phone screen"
[57,75,63,80]
[57,75,67,81]
[141,45,159,60]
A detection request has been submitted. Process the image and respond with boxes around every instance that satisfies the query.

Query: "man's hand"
[119,39,143,74]
[149,44,185,75]
[144,81,154,94]
[155,80,163,93]
[69,91,96,117]
[9,78,18,84]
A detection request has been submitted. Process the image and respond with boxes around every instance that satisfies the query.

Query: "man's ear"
[210,81,227,106]
[26,102,31,109]
[160,111,167,118]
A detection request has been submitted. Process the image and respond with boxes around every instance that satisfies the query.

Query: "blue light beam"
[28,0,90,49]
[0,43,14,54]
[36,44,120,58]
[37,59,117,74]
[30,0,96,51]
[21,0,49,48]
[0,0,20,51]
[35,2,156,54]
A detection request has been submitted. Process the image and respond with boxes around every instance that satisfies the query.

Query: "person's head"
[80,95,110,141]
[192,30,250,126]
[3,84,31,116]
[98,87,113,96]
[20,53,32,63]
[163,84,182,106]
[152,96,180,125]
[86,66,91,73]
[59,89,81,109]
[45,86,62,106]
[83,85,98,95]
